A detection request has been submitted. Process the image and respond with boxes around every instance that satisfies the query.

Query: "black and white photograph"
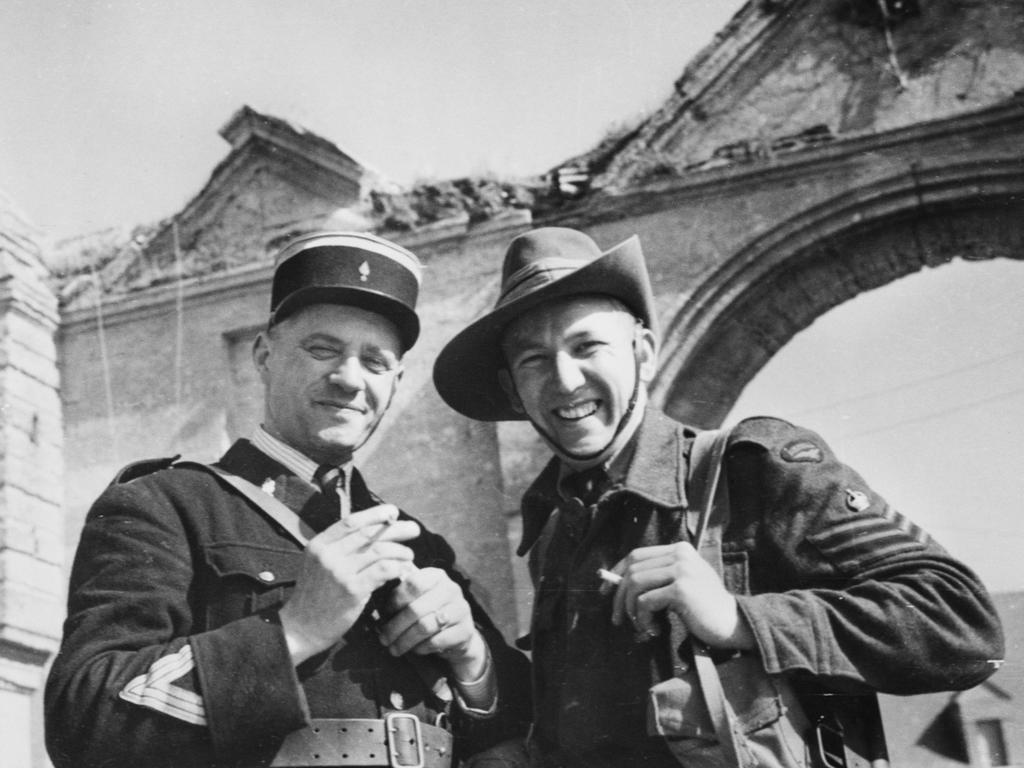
[2,1,1022,766]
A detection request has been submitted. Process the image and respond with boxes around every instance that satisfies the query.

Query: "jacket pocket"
[648,653,812,767]
[201,542,302,626]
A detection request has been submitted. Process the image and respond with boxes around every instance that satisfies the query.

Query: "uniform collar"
[251,426,354,485]
[218,438,374,516]
[517,408,695,555]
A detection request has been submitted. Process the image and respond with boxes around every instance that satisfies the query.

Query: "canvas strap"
[176,461,315,547]
[686,428,757,768]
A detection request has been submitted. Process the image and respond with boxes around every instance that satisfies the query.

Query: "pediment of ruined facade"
[553,0,1024,196]
[52,105,540,311]
[53,105,380,309]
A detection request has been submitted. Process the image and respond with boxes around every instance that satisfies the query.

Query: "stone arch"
[652,162,1024,428]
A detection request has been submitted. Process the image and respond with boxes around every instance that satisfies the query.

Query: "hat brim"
[433,235,655,421]
[273,286,420,351]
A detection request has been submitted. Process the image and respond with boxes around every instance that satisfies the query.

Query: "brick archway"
[652,168,1024,428]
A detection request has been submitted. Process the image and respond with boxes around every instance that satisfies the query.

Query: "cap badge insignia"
[359,261,370,282]
[845,489,870,512]
[781,440,823,463]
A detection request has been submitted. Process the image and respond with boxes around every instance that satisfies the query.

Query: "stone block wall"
[0,194,64,768]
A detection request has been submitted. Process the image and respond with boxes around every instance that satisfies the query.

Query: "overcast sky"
[2,0,741,238]
[2,1,1022,594]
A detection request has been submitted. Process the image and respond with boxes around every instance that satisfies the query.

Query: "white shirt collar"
[251,426,351,485]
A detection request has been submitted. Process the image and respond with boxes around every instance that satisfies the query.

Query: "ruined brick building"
[3,1,1023,765]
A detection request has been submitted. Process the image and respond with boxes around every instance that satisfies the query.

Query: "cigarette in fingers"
[597,568,622,586]
[365,516,395,545]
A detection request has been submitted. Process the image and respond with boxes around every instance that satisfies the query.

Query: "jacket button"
[258,570,275,582]
[390,691,406,710]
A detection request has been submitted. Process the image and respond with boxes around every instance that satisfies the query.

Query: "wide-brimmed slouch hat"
[433,226,656,421]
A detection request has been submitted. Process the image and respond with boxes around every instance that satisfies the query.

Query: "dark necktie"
[306,464,347,533]
[561,465,607,540]
[566,465,608,506]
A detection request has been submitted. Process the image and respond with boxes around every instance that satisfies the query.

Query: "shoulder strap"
[685,428,757,768]
[175,461,313,548]
[109,455,181,485]
[685,427,732,573]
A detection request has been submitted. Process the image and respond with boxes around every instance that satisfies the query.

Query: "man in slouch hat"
[46,231,530,768]
[433,226,1003,767]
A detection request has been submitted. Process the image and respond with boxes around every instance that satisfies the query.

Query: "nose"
[328,355,366,391]
[552,352,586,393]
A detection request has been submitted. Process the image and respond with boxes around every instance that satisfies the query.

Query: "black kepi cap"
[269,231,422,350]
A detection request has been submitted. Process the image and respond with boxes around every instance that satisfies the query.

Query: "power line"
[843,386,1024,439]
[927,526,1024,538]
[788,347,1024,419]
[91,264,120,464]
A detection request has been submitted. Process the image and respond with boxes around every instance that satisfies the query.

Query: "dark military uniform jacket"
[518,409,1003,766]
[45,439,531,768]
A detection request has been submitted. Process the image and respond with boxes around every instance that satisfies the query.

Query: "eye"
[306,344,338,360]
[573,339,606,356]
[512,352,548,371]
[361,353,396,374]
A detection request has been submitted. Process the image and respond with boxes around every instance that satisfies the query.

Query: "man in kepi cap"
[433,227,1003,767]
[46,232,530,768]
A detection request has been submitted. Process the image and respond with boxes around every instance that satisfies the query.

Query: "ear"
[636,326,659,384]
[497,368,526,414]
[252,331,271,384]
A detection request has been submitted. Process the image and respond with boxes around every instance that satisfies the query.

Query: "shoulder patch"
[780,440,823,463]
[845,489,871,512]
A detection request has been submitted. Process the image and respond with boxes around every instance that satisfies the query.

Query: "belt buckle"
[385,712,425,768]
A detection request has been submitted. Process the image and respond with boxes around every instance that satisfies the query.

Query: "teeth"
[556,401,598,420]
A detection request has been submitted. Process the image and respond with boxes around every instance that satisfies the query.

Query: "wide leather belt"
[271,715,453,768]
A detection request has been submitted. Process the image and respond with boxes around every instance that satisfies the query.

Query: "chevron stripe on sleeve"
[119,644,206,726]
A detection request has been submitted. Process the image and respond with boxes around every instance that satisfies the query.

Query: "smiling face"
[500,295,657,465]
[253,303,404,465]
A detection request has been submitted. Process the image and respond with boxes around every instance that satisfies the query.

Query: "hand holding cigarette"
[280,504,420,665]
[363,514,396,546]
[602,543,755,651]
[596,567,662,640]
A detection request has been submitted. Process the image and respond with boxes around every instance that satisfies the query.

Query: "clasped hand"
[378,567,488,682]
[601,542,755,650]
